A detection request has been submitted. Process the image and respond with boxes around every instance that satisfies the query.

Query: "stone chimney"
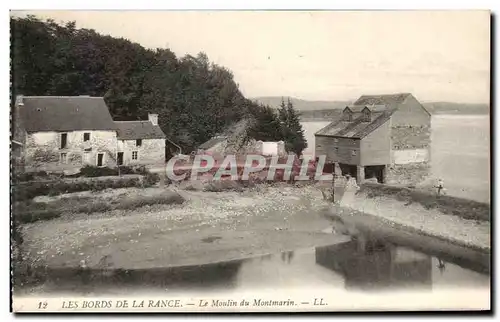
[148,113,158,126]
[15,95,24,106]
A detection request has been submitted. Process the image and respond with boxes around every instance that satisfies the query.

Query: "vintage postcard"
[10,10,491,313]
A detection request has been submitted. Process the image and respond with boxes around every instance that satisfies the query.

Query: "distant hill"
[251,96,489,120]
[423,102,490,115]
[250,97,351,111]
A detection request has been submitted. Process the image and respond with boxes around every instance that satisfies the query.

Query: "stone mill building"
[314,93,431,185]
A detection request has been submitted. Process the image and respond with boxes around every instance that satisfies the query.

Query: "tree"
[246,103,284,142]
[279,98,307,156]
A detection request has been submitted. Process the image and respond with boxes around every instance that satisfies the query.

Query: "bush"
[14,202,62,224]
[17,209,62,223]
[13,177,142,201]
[117,193,185,210]
[143,173,160,187]
[79,165,118,177]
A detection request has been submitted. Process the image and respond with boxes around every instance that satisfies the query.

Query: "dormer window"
[362,107,371,122]
[342,107,353,121]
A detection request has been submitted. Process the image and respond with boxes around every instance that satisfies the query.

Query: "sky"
[12,10,490,103]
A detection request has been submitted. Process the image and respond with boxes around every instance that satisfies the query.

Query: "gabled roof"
[20,96,116,132]
[114,121,166,140]
[315,110,395,139]
[353,93,411,106]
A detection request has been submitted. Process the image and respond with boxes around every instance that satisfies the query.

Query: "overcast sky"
[12,10,490,103]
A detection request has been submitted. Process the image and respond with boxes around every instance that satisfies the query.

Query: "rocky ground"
[19,183,343,272]
[18,181,490,278]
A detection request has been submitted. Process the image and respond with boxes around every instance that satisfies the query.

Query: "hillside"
[251,96,490,120]
[251,97,351,111]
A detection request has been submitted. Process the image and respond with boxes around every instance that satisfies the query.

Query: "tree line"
[11,15,307,155]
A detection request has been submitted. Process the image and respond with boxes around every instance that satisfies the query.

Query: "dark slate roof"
[199,137,227,150]
[353,93,411,106]
[20,96,117,132]
[114,121,166,140]
[345,104,389,113]
[315,110,394,139]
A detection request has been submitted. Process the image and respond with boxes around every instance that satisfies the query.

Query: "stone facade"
[385,162,431,186]
[117,138,165,167]
[24,130,118,172]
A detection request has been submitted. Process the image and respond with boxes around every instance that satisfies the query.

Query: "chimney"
[148,113,158,126]
[15,95,24,106]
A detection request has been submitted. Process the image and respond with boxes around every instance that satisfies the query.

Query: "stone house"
[114,116,166,167]
[14,95,166,173]
[315,93,431,185]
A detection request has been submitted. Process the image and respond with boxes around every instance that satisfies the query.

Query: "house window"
[334,147,339,153]
[136,139,142,147]
[334,138,338,143]
[83,132,90,142]
[60,133,67,149]
[132,151,138,160]
[60,152,67,164]
[352,150,357,156]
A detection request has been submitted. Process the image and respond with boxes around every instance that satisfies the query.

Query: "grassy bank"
[14,189,185,224]
[359,183,490,222]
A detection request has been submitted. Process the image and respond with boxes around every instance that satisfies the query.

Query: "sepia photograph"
[9,9,491,312]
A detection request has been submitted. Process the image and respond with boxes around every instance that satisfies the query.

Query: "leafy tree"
[246,103,284,142]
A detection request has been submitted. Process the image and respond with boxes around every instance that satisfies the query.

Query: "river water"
[22,238,489,297]
[301,115,490,202]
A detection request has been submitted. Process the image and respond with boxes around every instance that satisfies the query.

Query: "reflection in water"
[26,237,489,296]
[315,239,433,291]
[281,251,294,264]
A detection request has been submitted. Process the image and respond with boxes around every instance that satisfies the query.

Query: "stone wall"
[24,130,118,173]
[118,138,165,166]
[385,162,431,187]
[391,125,431,150]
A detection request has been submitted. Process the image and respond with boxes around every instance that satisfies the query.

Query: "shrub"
[13,177,143,201]
[14,202,62,224]
[79,165,118,177]
[117,193,185,210]
[143,173,160,187]
[74,202,112,214]
[118,166,135,175]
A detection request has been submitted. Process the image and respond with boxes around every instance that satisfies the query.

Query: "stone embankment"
[333,181,490,251]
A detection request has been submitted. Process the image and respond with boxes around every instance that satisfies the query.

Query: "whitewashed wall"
[392,149,429,164]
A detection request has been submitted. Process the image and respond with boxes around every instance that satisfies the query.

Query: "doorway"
[117,152,124,166]
[97,153,104,167]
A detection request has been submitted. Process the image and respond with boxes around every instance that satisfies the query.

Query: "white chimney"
[15,95,24,106]
[148,113,158,126]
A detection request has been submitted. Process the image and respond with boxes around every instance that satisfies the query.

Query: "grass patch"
[360,183,490,222]
[13,177,144,202]
[14,191,186,221]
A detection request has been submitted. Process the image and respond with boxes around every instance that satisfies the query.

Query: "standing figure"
[436,178,445,196]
